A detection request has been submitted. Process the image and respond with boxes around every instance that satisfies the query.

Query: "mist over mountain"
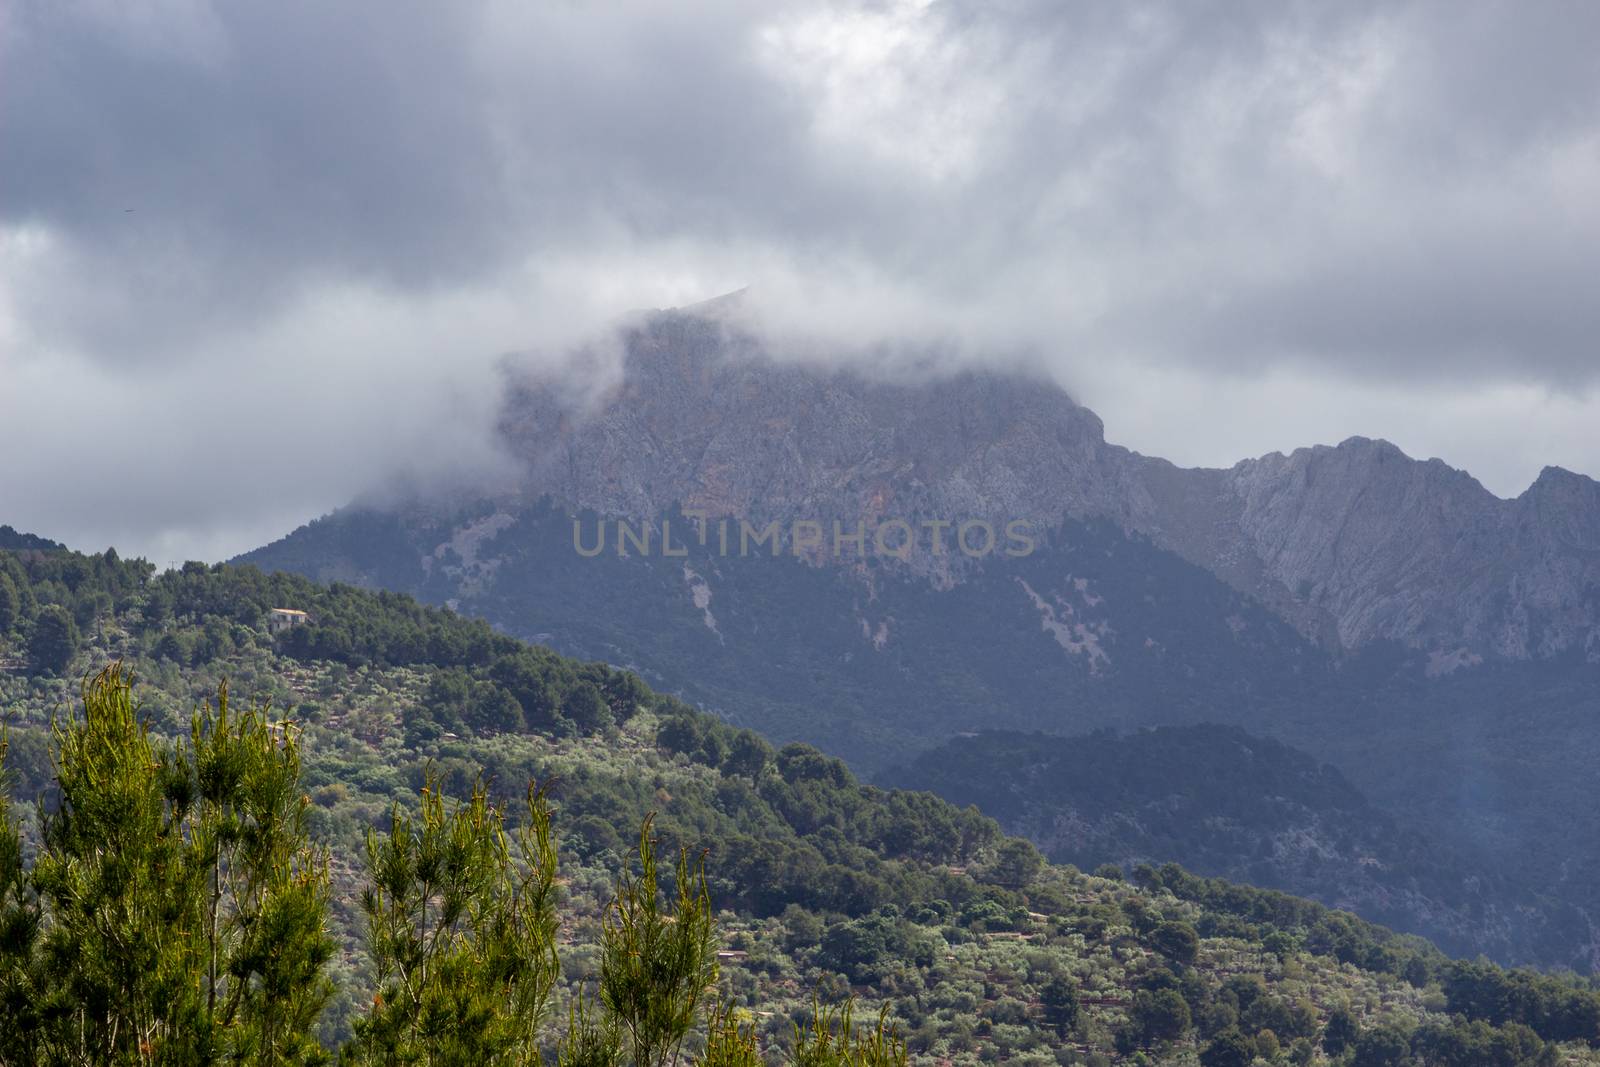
[260,298,1600,662]
[13,1,1600,1059]
[239,301,1600,969]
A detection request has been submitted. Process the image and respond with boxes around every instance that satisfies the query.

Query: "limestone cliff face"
[497,307,1132,581]
[1216,444,1600,660]
[493,301,1600,662]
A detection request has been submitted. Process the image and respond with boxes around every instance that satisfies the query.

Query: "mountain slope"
[14,542,1600,1064]
[242,502,1339,770]
[235,300,1600,970]
[881,725,1582,964]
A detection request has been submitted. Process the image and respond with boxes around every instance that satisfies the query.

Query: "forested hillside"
[239,504,1340,775]
[4,540,1600,1064]
[241,498,1600,972]
[883,727,1579,964]
[0,526,66,552]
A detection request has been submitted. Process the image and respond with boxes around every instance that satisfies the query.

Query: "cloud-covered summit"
[3,0,1598,561]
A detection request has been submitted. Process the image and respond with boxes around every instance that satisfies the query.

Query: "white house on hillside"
[267,608,310,634]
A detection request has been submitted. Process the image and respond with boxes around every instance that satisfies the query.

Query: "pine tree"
[1040,975,1080,1038]
[0,573,21,635]
[698,1003,761,1067]
[791,999,907,1067]
[555,990,622,1067]
[28,604,79,676]
[26,664,334,1063]
[345,771,561,1066]
[598,815,719,1067]
[0,730,44,1067]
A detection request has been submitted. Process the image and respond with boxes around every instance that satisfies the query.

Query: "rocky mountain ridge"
[236,299,1600,969]
[488,299,1600,662]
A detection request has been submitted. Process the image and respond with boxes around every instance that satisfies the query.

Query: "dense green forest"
[881,727,1578,964]
[0,527,66,553]
[4,541,1600,1064]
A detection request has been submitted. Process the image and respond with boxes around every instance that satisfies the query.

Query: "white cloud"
[3,0,1598,559]
[1072,358,1600,499]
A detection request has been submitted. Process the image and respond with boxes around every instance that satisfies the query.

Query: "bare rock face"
[1215,444,1600,659]
[498,307,1133,582]
[494,301,1600,662]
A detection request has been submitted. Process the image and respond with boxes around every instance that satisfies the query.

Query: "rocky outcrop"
[490,299,1600,662]
[497,308,1128,584]
[1209,444,1600,658]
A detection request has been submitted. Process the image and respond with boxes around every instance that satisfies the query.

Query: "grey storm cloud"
[2,0,1599,560]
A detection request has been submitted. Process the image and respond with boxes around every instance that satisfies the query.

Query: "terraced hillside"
[4,541,1599,1064]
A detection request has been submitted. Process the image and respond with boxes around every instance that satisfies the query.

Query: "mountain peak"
[1333,435,1405,457]
[672,287,749,315]
[308,303,1600,664]
[1528,464,1599,492]
[499,309,1118,568]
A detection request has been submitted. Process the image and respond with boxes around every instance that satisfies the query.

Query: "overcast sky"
[3,0,1598,564]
